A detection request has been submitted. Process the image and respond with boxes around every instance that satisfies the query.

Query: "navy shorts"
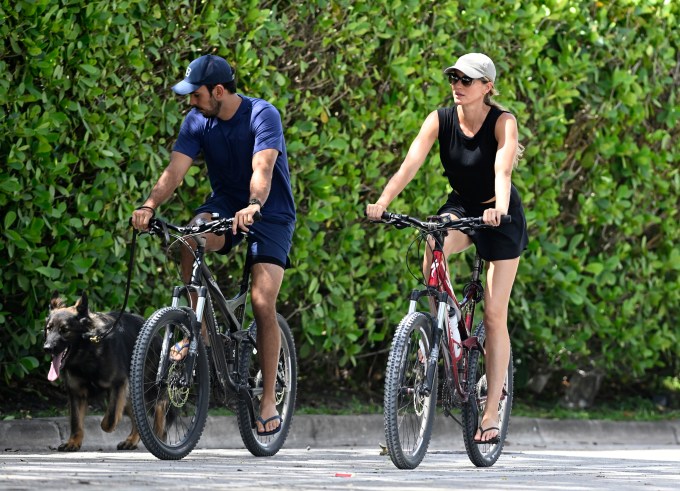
[196,196,295,269]
[437,185,528,261]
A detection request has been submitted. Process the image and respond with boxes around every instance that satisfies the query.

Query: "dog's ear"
[50,291,66,310]
[75,291,89,317]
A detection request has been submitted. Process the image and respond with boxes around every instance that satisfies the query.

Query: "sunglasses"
[447,73,479,87]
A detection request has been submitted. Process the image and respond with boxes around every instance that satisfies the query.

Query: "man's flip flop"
[473,426,500,444]
[256,415,282,436]
[169,341,190,362]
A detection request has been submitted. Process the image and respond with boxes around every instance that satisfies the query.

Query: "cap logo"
[185,67,192,77]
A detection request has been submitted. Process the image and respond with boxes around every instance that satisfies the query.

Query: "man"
[131,54,296,436]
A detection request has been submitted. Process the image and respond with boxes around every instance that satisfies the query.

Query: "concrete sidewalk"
[2,414,679,452]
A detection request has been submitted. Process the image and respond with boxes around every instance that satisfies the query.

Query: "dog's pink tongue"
[48,353,63,381]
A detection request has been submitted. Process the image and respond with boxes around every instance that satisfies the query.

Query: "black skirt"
[437,185,528,261]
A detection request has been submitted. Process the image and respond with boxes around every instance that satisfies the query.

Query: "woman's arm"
[484,113,518,225]
[366,110,439,219]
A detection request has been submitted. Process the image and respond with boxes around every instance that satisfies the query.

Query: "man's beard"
[197,97,221,117]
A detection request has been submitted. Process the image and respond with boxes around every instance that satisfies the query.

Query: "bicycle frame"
[408,229,486,403]
[164,232,258,424]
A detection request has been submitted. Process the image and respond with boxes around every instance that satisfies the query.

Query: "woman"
[366,53,528,444]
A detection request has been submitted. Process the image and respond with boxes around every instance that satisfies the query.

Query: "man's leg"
[250,262,285,434]
[172,213,226,360]
[179,213,226,288]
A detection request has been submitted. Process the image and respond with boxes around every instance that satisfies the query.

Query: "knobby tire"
[384,312,438,469]
[461,321,514,467]
[236,313,297,457]
[130,307,210,460]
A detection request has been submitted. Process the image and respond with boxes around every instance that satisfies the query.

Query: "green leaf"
[35,267,61,279]
[80,64,100,76]
[584,263,604,275]
[4,211,17,229]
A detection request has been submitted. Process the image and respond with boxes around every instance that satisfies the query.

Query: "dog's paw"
[58,441,82,452]
[101,417,119,433]
[117,440,139,451]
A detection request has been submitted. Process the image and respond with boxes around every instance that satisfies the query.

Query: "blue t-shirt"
[173,95,296,222]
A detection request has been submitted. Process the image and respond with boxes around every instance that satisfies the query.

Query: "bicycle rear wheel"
[461,321,514,467]
[236,313,297,456]
[130,307,210,460]
[384,312,437,469]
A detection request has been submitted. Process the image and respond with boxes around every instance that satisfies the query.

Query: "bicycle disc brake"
[167,363,190,407]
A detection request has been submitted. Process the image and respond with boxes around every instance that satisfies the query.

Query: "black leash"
[87,227,139,343]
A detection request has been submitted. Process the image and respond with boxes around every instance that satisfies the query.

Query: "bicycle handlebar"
[378,211,510,234]
[145,211,262,238]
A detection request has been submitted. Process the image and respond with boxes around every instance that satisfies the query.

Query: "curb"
[1,415,679,453]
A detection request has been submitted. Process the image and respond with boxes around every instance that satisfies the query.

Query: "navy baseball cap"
[172,55,235,95]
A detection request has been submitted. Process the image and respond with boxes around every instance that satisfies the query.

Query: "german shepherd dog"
[43,291,156,451]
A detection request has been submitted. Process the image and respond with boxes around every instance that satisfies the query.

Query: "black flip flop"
[473,426,500,444]
[256,415,282,436]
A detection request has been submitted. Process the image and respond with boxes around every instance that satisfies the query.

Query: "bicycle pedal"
[231,330,252,343]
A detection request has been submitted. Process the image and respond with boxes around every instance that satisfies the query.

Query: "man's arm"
[232,148,278,234]
[131,151,194,230]
[250,148,278,204]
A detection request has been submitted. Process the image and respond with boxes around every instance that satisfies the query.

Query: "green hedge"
[2,0,678,397]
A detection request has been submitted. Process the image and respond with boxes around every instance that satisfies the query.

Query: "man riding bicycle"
[131,54,296,437]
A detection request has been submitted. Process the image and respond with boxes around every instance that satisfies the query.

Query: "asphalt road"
[2,447,679,490]
[1,414,679,490]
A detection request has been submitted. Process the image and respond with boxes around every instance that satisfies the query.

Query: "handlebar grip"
[501,215,512,224]
[253,211,262,222]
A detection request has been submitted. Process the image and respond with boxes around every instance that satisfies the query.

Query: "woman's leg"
[422,224,472,314]
[475,257,519,442]
[421,215,472,281]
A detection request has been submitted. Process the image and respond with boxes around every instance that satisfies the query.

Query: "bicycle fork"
[411,289,451,398]
[163,285,207,385]
[420,301,448,397]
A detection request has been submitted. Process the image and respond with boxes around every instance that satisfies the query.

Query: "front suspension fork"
[421,300,448,397]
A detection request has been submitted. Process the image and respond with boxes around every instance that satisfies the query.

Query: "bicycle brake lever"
[161,220,170,246]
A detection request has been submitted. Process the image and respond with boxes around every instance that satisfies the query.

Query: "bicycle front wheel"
[236,313,297,457]
[130,307,210,460]
[461,321,514,467]
[384,312,437,469]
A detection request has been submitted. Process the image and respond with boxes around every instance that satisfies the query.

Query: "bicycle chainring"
[442,377,464,412]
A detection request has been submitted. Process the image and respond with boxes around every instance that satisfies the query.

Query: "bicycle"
[129,214,297,460]
[374,211,514,469]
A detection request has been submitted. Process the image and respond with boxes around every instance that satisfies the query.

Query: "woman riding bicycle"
[366,53,528,444]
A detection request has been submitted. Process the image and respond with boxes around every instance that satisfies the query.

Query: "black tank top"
[437,105,507,203]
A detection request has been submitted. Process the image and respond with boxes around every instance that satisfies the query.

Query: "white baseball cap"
[444,53,496,83]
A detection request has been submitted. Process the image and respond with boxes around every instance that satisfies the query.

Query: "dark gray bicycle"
[129,215,297,460]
